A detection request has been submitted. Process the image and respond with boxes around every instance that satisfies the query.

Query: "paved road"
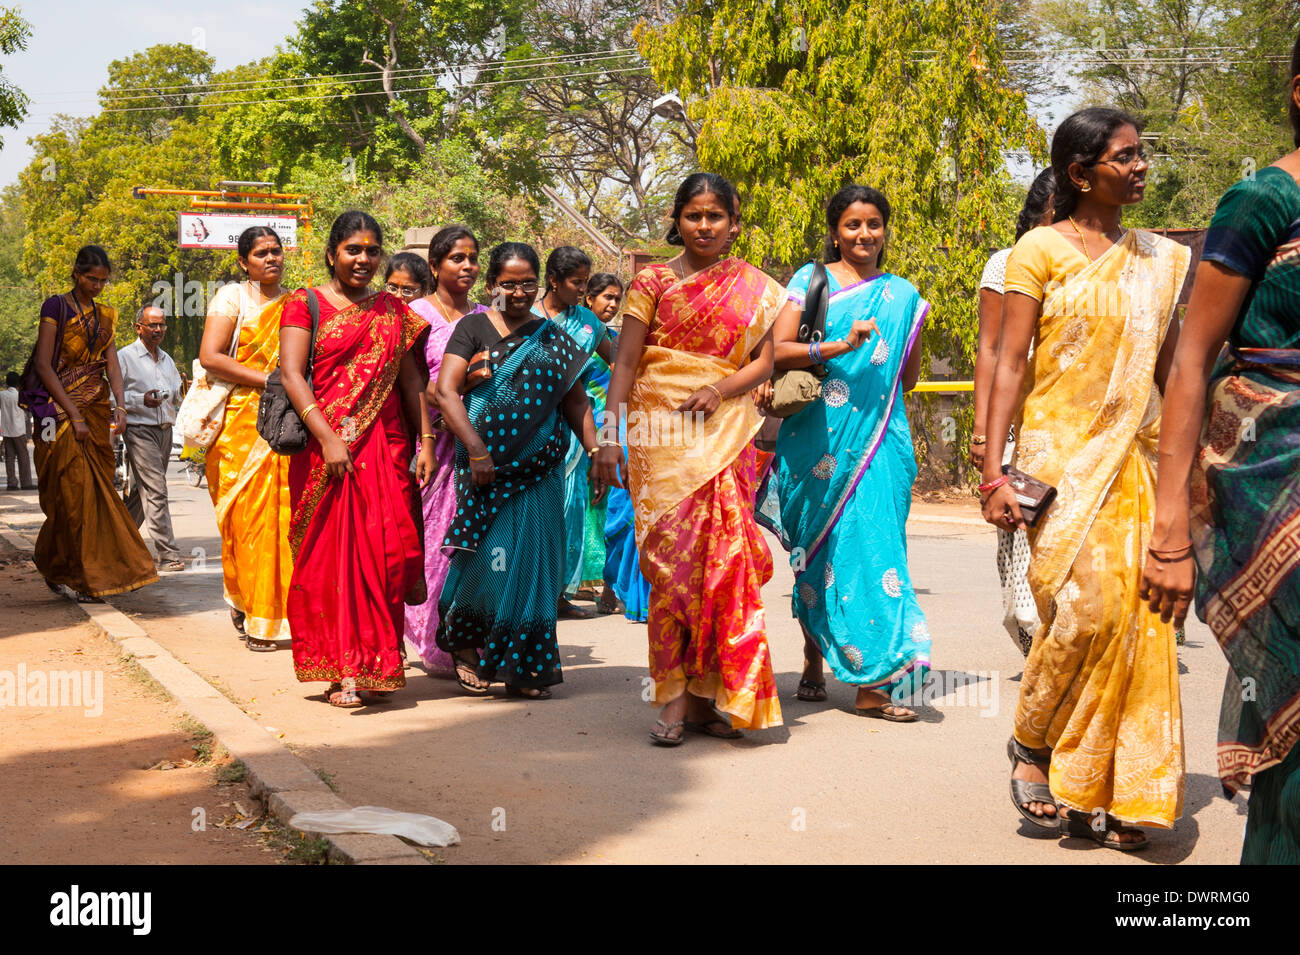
[1,465,1246,864]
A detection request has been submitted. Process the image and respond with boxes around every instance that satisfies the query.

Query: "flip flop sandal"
[649,719,685,746]
[326,682,362,708]
[1007,737,1060,830]
[454,661,489,696]
[795,679,827,702]
[1059,810,1149,851]
[855,703,917,722]
[246,636,277,652]
[683,718,743,739]
[558,599,597,620]
[505,685,552,700]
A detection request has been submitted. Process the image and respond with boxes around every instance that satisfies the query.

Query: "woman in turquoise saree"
[533,246,613,618]
[760,185,931,719]
[435,243,603,698]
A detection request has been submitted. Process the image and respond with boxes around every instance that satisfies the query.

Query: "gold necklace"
[1068,216,1092,260]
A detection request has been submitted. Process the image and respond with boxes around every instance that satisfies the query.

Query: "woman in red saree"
[279,211,435,707]
[598,174,785,744]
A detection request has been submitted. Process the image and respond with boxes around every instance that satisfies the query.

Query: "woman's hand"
[71,417,90,442]
[415,440,436,488]
[110,406,126,435]
[1140,545,1196,627]
[469,453,495,487]
[588,457,607,505]
[843,318,880,350]
[752,378,773,414]
[322,433,354,479]
[677,386,721,417]
[968,438,986,469]
[595,444,625,489]
[981,483,1024,530]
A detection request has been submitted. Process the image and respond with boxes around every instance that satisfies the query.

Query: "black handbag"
[257,289,319,455]
[768,263,830,418]
[1002,464,1057,527]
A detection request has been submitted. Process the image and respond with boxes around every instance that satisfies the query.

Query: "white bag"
[176,284,246,450]
[288,806,461,847]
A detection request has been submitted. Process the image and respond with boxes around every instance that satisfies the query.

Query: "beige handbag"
[768,263,830,418]
[176,283,246,449]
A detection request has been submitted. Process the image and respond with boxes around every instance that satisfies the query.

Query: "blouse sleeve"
[280,289,312,330]
[979,249,1011,294]
[1202,173,1298,280]
[39,295,63,323]
[443,314,482,361]
[1003,229,1054,302]
[206,282,242,321]
[785,262,816,305]
[621,267,662,327]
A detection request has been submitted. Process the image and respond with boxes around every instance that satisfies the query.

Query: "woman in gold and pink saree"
[982,108,1191,850]
[598,173,784,744]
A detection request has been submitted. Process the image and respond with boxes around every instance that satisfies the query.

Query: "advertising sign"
[178,213,298,249]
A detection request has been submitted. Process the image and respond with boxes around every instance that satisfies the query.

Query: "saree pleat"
[1006,228,1190,827]
[205,291,293,640]
[284,291,428,689]
[33,301,157,597]
[624,259,785,730]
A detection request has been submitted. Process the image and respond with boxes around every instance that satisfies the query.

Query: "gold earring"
[1080,181,1091,192]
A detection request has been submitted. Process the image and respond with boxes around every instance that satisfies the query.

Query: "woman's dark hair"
[484,241,540,287]
[236,226,281,262]
[665,172,740,246]
[823,184,891,267]
[71,245,111,283]
[385,251,432,293]
[585,272,623,304]
[1015,168,1057,241]
[324,210,382,276]
[1050,106,1143,221]
[427,225,478,288]
[544,245,592,291]
[1290,29,1300,147]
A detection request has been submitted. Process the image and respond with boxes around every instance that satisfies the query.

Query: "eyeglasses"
[385,283,423,299]
[495,281,539,294]
[1093,148,1148,171]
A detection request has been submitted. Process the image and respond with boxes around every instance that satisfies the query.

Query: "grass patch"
[117,652,172,702]
[314,767,338,793]
[215,760,246,784]
[177,715,221,764]
[259,818,330,865]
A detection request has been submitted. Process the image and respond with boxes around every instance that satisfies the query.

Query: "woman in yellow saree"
[29,245,158,600]
[597,173,785,744]
[198,227,293,650]
[982,108,1190,850]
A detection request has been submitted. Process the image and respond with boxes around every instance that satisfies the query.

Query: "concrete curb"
[0,514,427,866]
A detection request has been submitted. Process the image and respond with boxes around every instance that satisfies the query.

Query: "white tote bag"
[176,283,247,450]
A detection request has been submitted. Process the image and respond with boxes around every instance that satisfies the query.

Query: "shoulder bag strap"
[305,289,320,383]
[799,263,829,344]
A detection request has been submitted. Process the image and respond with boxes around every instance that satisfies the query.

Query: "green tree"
[638,0,1046,481]
[0,185,38,373]
[0,6,31,149]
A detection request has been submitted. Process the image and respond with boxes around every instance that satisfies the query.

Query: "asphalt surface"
[0,462,1247,864]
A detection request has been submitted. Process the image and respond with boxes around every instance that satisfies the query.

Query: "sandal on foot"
[246,636,277,652]
[683,717,743,739]
[1059,809,1149,851]
[326,682,362,708]
[505,685,552,700]
[71,589,103,603]
[796,678,827,702]
[558,598,597,620]
[1007,737,1059,830]
[231,608,247,637]
[856,702,917,722]
[453,657,489,696]
[649,719,685,746]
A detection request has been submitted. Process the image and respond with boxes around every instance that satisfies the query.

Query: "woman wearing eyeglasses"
[434,242,604,699]
[981,107,1191,849]
[395,230,489,679]
[28,245,158,601]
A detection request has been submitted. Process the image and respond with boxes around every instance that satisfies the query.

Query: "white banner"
[177,213,298,249]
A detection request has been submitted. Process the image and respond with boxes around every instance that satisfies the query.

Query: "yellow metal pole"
[910,380,974,393]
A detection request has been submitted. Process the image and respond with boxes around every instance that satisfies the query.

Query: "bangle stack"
[978,475,1008,501]
[301,403,320,423]
[705,383,723,402]
[1147,543,1194,563]
[808,341,825,363]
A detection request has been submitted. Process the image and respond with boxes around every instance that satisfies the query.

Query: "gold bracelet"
[705,383,723,401]
[469,452,492,462]
[598,439,621,448]
[301,403,319,422]
[585,446,599,458]
[971,434,987,445]
[420,433,436,441]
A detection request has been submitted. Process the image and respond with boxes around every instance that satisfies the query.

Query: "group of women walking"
[25,34,1300,863]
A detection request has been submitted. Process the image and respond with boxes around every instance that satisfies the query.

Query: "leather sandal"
[326,681,362,707]
[649,719,685,746]
[246,636,276,652]
[795,678,827,702]
[1059,809,1149,851]
[1007,737,1059,829]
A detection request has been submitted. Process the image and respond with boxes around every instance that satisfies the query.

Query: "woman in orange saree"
[199,227,293,650]
[597,174,785,744]
[29,245,157,600]
[278,212,434,707]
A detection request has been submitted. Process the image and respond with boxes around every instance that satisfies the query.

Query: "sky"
[0,0,311,187]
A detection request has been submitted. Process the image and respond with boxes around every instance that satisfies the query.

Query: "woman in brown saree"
[28,245,157,600]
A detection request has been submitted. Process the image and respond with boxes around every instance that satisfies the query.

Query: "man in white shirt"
[1,370,35,490]
[117,306,184,571]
